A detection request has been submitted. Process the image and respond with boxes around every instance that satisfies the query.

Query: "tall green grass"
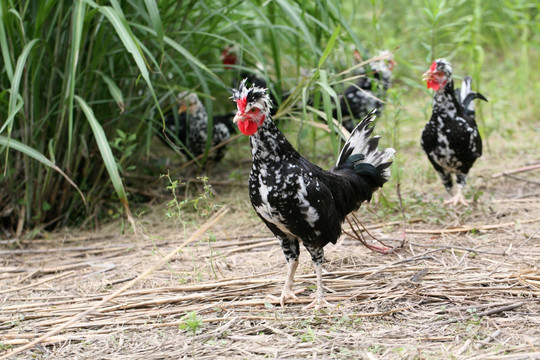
[0,0,538,233]
[0,0,360,233]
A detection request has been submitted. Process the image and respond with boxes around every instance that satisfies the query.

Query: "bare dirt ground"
[2,132,540,359]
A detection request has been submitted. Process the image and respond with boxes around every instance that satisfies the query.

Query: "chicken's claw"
[302,295,334,311]
[266,290,299,307]
[444,191,469,207]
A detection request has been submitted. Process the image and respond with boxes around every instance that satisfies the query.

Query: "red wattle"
[237,120,258,136]
[427,79,440,91]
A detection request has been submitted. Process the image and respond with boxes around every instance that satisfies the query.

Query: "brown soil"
[1,129,540,359]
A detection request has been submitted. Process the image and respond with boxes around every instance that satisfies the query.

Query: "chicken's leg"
[267,236,301,306]
[278,259,299,306]
[303,262,332,310]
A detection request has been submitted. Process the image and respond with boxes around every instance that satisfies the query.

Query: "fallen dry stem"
[0,207,230,360]
[492,163,540,178]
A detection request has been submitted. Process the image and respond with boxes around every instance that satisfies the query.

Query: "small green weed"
[299,326,317,342]
[162,172,218,229]
[110,129,138,173]
[179,311,203,335]
[204,231,219,279]
[368,344,383,354]
[0,342,13,351]
[466,308,481,325]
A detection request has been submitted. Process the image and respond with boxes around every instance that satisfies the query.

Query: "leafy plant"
[299,326,317,342]
[368,344,383,354]
[466,307,481,325]
[179,311,203,335]
[110,129,138,173]
[162,173,217,227]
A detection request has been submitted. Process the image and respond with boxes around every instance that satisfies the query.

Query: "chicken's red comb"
[235,96,247,113]
[429,60,437,72]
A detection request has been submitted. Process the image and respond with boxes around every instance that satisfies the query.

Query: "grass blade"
[74,95,126,203]
[318,25,340,69]
[317,70,339,157]
[144,0,163,52]
[3,38,39,171]
[66,0,86,160]
[274,0,316,53]
[7,38,39,131]
[87,2,162,119]
[95,70,125,113]
[132,23,220,82]
[0,93,23,134]
[0,135,86,204]
[0,3,13,81]
[74,95,136,233]
[97,6,149,80]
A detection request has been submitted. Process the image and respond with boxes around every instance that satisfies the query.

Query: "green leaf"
[144,0,163,52]
[0,136,86,204]
[42,201,52,212]
[0,4,14,81]
[97,6,149,80]
[317,70,339,157]
[318,25,340,69]
[8,39,39,131]
[89,4,161,121]
[274,0,316,53]
[74,95,127,204]
[4,38,39,167]
[133,23,220,82]
[0,93,23,135]
[66,0,87,160]
[95,70,125,113]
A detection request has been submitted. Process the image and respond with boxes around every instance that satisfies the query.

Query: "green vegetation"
[0,0,538,233]
[179,311,204,335]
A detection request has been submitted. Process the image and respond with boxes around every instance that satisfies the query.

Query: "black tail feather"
[329,109,395,216]
[462,91,488,110]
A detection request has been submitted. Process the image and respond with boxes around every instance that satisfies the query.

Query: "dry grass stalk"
[1,186,539,359]
[0,207,230,360]
[492,163,540,178]
[407,217,540,234]
[0,271,75,295]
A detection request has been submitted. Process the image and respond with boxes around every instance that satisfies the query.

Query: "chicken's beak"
[233,113,244,124]
[178,104,188,114]
[422,70,432,82]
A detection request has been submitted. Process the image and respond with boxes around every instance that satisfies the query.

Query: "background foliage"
[0,0,538,234]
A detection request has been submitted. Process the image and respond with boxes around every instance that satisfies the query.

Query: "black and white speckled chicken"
[231,79,395,309]
[337,50,395,132]
[162,92,235,163]
[421,59,487,206]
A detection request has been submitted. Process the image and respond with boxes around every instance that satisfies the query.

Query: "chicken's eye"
[250,108,257,113]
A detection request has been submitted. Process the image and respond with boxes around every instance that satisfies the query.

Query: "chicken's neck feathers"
[250,116,298,164]
[431,80,465,125]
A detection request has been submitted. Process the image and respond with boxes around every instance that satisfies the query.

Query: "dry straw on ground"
[1,163,540,359]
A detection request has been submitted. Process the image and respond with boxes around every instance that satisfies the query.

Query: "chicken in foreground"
[162,92,235,163]
[421,59,487,206]
[231,79,395,309]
